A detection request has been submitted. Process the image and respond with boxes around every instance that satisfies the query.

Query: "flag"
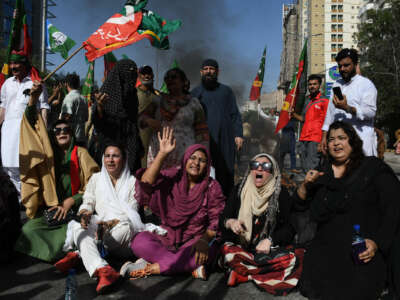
[160,59,179,93]
[83,0,181,62]
[249,47,266,101]
[1,0,35,80]
[275,40,308,133]
[104,52,117,78]
[47,22,76,59]
[82,61,95,103]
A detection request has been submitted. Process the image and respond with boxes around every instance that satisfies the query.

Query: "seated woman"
[295,121,400,300]
[143,68,209,169]
[14,81,99,262]
[55,143,165,294]
[120,127,225,280]
[220,153,299,294]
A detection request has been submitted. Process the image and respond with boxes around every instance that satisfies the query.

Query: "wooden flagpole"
[43,44,85,82]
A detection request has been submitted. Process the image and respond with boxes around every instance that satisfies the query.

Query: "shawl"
[19,107,99,218]
[97,59,143,173]
[153,144,212,245]
[159,94,191,122]
[237,153,281,244]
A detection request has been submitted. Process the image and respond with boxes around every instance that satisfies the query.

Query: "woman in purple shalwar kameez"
[120,127,225,280]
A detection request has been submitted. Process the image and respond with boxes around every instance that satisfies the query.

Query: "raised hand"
[158,126,176,155]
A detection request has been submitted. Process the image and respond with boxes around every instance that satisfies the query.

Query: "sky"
[49,0,291,105]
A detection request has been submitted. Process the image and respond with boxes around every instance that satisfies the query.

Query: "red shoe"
[227,270,248,287]
[54,252,80,273]
[95,265,121,294]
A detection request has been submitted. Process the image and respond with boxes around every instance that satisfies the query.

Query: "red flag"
[249,47,266,101]
[275,40,308,133]
[83,5,144,62]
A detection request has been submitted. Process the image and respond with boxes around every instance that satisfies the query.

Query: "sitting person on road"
[219,153,301,294]
[295,121,400,300]
[55,143,165,294]
[14,81,99,263]
[121,127,225,280]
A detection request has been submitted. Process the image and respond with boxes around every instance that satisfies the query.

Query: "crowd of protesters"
[0,48,399,299]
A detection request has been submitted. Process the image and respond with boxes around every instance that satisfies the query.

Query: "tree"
[356,0,400,145]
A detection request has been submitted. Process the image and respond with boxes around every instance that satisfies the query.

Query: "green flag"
[82,61,95,102]
[47,23,76,59]
[160,59,179,93]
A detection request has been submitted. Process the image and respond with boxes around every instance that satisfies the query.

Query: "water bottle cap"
[353,224,360,231]
[68,268,76,275]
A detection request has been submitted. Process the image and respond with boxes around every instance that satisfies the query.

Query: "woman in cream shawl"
[219,153,298,292]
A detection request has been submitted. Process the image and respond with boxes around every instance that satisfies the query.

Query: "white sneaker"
[119,258,149,278]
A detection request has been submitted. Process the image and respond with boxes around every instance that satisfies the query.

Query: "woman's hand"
[359,239,378,263]
[304,170,324,186]
[158,127,176,155]
[225,218,247,235]
[191,238,209,266]
[78,209,92,229]
[255,238,272,254]
[95,92,108,107]
[48,197,74,221]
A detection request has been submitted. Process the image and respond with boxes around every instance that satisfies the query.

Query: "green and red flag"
[82,60,95,103]
[83,0,181,62]
[249,47,266,101]
[275,40,308,133]
[160,59,179,93]
[104,52,118,78]
[1,0,39,86]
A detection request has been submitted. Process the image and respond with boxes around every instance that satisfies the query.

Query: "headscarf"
[100,59,138,118]
[237,153,281,244]
[154,144,211,245]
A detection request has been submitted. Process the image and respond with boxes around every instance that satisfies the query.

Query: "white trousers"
[3,167,21,201]
[65,216,133,277]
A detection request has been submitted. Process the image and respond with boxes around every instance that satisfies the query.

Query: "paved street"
[1,152,399,300]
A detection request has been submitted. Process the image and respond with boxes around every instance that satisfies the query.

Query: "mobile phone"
[332,86,344,100]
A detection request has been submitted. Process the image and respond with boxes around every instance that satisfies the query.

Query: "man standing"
[292,75,329,172]
[136,65,160,167]
[60,73,88,146]
[0,53,49,195]
[192,59,243,196]
[320,49,377,156]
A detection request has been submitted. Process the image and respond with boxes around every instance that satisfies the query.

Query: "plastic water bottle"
[65,269,77,300]
[352,224,367,264]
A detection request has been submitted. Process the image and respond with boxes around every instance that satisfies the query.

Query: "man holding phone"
[291,74,329,172]
[319,49,378,156]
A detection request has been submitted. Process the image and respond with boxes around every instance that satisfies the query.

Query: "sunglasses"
[249,161,272,172]
[53,127,71,135]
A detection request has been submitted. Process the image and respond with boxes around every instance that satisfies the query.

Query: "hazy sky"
[49,0,290,103]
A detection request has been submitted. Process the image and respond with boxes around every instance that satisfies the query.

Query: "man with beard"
[137,65,161,167]
[320,49,377,156]
[191,59,243,197]
[291,75,329,172]
[0,52,49,197]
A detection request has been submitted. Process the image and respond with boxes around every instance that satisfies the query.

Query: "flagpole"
[43,44,85,82]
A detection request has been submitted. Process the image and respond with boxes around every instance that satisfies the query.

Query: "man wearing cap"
[320,48,377,156]
[0,52,49,196]
[192,59,243,197]
[136,65,161,167]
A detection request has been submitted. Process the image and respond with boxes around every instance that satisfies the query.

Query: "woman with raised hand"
[295,121,400,300]
[120,127,225,280]
[15,81,99,262]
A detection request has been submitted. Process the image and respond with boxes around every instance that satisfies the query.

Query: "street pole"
[41,0,47,73]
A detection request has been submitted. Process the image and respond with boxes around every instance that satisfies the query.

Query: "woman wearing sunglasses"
[219,153,299,293]
[15,81,99,263]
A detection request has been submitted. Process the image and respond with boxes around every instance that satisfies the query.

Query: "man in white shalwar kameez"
[0,54,49,195]
[320,48,377,156]
[55,144,165,294]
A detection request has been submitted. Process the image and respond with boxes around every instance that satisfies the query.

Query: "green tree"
[356,0,400,145]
